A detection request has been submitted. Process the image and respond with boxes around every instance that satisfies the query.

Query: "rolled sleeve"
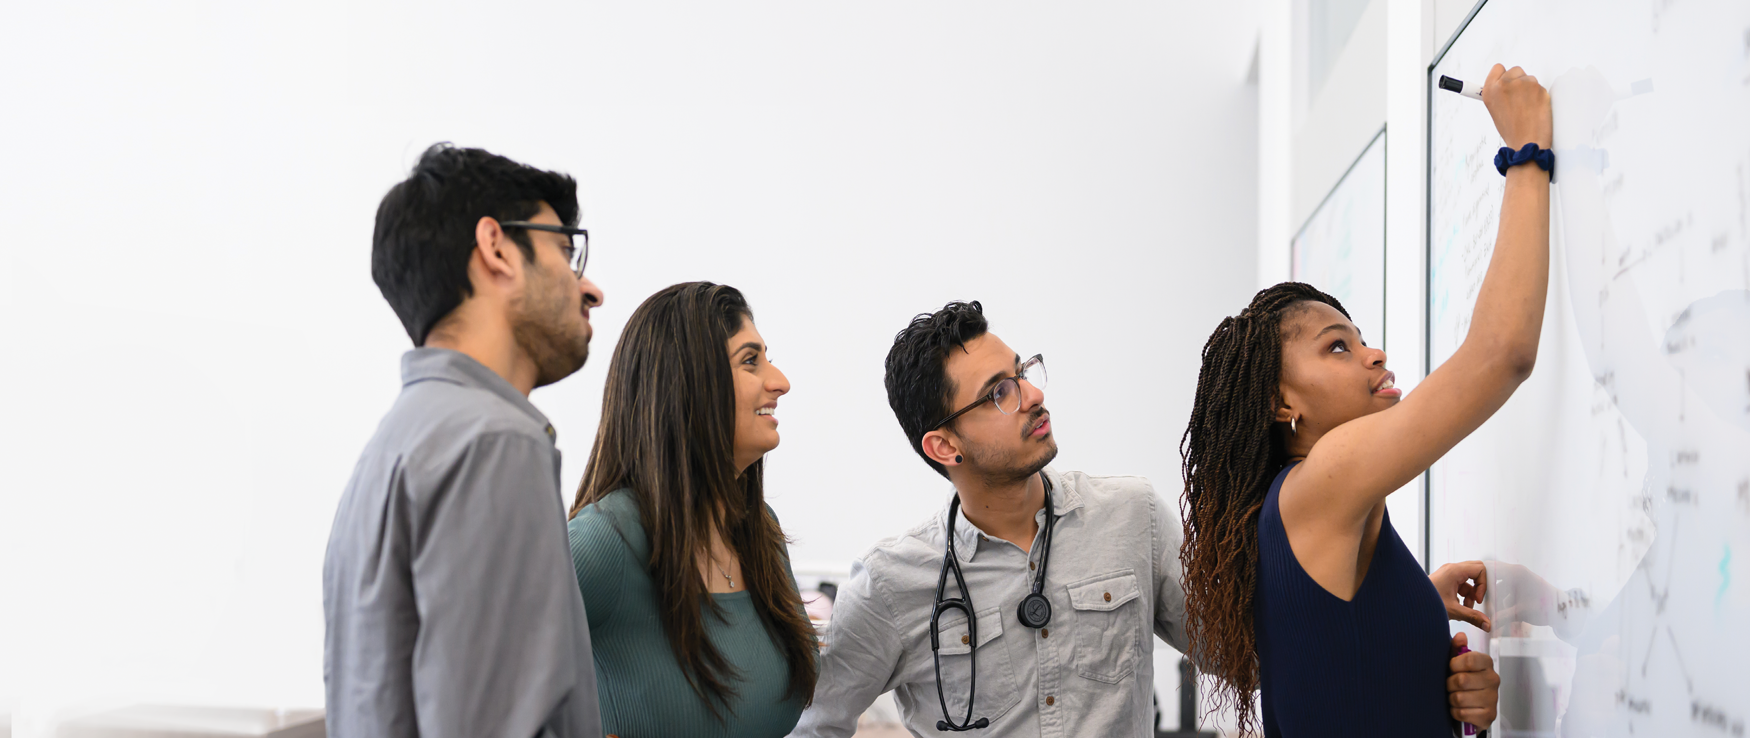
[790,557,902,738]
[410,431,582,738]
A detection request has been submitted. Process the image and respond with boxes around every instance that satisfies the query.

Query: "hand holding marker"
[1442,65,1555,182]
[1436,66,1552,737]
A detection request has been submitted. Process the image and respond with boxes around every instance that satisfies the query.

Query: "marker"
[1439,75,1483,101]
[1454,645,1479,735]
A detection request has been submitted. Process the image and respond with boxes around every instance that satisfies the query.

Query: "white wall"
[1292,0,1387,227]
[0,2,1260,733]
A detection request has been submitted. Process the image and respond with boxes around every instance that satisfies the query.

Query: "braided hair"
[1178,282,1349,735]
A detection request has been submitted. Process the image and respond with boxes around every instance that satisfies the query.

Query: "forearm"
[793,562,901,737]
[1464,164,1551,375]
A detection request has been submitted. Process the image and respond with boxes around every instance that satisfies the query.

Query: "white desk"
[57,706,322,738]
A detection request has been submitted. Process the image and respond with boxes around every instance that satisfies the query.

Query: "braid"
[1178,282,1348,735]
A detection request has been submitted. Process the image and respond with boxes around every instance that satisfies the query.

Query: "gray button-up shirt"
[324,349,601,738]
[791,468,1189,738]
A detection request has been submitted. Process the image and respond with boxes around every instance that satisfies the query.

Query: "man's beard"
[960,420,1059,487]
[512,264,590,388]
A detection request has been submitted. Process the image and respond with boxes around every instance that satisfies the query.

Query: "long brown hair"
[570,281,818,716]
[1178,282,1348,735]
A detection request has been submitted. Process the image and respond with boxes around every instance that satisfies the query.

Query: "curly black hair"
[884,300,989,478]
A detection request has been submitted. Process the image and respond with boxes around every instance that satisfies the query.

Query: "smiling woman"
[565,281,817,738]
[1181,63,1551,737]
[729,318,790,474]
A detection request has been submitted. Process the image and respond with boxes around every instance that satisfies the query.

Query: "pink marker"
[1454,645,1478,736]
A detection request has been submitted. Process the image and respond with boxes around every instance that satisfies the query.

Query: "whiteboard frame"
[1290,124,1388,348]
[1291,125,1388,248]
[1423,0,1491,569]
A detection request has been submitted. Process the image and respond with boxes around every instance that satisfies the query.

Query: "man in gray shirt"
[324,144,605,738]
[791,301,1502,737]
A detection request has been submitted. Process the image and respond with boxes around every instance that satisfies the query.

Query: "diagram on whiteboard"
[1428,0,1749,735]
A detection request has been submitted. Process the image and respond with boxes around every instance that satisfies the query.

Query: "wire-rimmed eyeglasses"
[499,221,590,277]
[927,354,1047,432]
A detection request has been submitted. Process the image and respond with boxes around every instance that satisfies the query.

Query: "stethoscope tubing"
[929,474,1057,731]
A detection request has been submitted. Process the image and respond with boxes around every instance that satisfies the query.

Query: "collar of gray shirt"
[942,467,1085,563]
[401,347,557,442]
[792,465,1186,738]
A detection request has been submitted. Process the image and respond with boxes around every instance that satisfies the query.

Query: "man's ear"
[921,429,963,469]
[472,216,522,285]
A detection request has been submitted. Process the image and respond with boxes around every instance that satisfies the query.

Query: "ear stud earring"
[954,455,963,464]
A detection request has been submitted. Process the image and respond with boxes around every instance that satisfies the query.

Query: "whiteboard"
[1427,1,1750,735]
[1293,130,1425,559]
[1293,128,1388,353]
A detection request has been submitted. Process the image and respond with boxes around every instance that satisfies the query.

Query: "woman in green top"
[567,281,817,738]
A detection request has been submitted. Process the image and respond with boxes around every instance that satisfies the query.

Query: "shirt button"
[1045,696,1055,706]
[1104,592,1112,602]
[1041,628,1050,639]
[978,534,987,541]
[961,635,970,645]
[1029,561,1036,570]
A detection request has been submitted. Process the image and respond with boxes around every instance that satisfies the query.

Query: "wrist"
[1496,143,1555,182]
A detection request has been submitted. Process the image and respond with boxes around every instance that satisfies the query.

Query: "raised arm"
[1297,64,1552,511]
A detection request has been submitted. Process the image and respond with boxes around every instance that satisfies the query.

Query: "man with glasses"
[324,144,604,738]
[790,301,1502,737]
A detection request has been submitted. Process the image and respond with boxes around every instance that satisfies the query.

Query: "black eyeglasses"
[499,221,590,277]
[928,354,1048,432]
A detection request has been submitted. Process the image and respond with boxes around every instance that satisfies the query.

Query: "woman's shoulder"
[568,488,648,559]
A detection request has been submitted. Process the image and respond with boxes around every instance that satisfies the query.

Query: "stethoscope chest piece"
[931,473,1058,731]
[1017,592,1051,629]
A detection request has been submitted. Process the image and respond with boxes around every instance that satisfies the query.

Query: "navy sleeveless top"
[1255,462,1451,737]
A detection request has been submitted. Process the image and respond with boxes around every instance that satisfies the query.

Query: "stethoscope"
[930,473,1058,732]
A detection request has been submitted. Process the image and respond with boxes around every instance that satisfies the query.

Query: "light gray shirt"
[791,468,1189,738]
[324,348,601,738]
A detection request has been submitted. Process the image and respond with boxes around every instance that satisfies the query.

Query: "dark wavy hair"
[371,142,579,345]
[1178,282,1349,735]
[569,282,817,717]
[884,300,990,478]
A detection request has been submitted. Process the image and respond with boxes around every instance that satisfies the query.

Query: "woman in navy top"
[1179,64,1551,736]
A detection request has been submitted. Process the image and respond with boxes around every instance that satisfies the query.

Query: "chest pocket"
[934,606,1021,724]
[1066,570,1143,684]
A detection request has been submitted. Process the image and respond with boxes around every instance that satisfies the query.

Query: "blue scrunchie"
[1495,143,1555,183]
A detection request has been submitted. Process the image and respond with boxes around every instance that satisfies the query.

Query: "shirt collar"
[400,348,557,442]
[939,466,1084,564]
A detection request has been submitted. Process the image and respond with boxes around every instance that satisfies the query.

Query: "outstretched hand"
[1429,560,1492,632]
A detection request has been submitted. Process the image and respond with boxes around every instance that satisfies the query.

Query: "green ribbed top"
[567,489,808,738]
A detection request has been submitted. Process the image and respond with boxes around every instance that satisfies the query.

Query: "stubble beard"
[512,263,591,388]
[962,423,1059,487]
